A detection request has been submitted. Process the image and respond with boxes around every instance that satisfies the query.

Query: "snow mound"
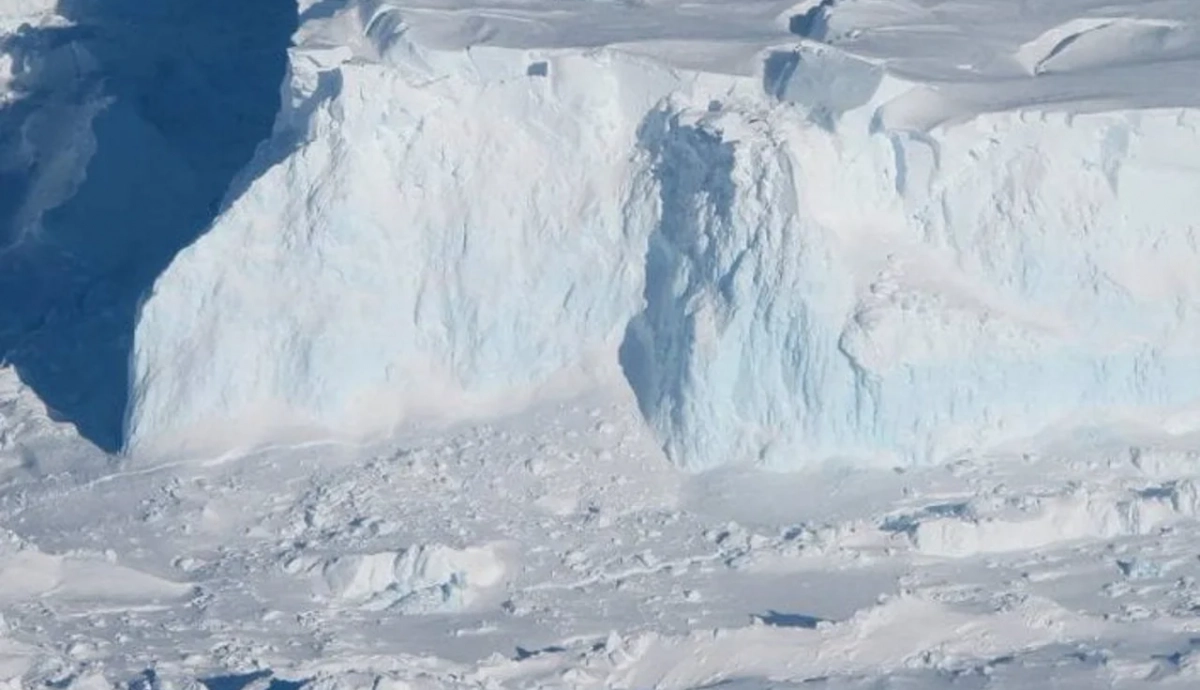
[0,528,192,606]
[1016,18,1185,76]
[294,542,507,613]
[128,0,1200,470]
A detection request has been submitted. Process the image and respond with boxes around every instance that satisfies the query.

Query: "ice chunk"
[307,543,508,613]
[1116,557,1163,580]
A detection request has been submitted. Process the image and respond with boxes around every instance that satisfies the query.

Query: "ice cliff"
[126,0,1200,469]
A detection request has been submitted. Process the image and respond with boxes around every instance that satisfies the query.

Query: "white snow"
[0,531,192,606]
[2,371,1200,689]
[128,0,1200,471]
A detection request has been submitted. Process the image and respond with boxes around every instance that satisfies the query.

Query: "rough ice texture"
[299,542,507,613]
[128,26,677,453]
[626,104,1200,469]
[128,0,1200,469]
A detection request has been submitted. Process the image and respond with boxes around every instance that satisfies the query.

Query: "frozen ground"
[4,0,1200,688]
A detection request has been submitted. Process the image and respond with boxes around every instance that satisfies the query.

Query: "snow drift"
[127,0,1200,469]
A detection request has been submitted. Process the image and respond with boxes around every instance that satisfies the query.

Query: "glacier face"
[626,102,1200,469]
[126,17,681,453]
[128,0,1200,468]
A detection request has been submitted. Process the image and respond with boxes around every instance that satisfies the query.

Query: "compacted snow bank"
[127,0,1200,470]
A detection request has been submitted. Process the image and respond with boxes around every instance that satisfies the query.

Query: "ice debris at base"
[288,542,507,613]
[126,0,1200,470]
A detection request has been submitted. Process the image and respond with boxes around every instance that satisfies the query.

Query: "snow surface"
[8,373,1200,689]
[127,0,1200,470]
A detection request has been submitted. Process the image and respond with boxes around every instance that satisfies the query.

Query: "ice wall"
[126,7,680,453]
[626,102,1200,468]
[127,1,1200,468]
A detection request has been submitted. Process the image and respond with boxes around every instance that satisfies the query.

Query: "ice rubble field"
[5,0,1200,688]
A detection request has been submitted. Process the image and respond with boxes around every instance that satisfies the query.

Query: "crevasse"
[126,1,1200,469]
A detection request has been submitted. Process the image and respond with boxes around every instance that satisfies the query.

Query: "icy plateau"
[14,0,1198,470]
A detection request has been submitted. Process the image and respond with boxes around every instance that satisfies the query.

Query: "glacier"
[125,0,1200,469]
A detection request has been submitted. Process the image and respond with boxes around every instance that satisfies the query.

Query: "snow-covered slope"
[128,0,1200,469]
